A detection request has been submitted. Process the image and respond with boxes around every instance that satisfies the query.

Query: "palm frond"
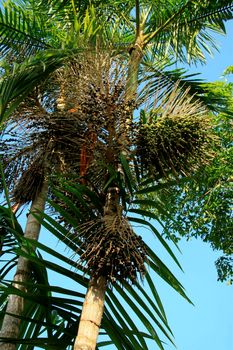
[143,0,233,63]
[0,228,171,349]
[185,2,233,27]
[0,48,81,125]
[138,59,233,115]
[0,206,23,278]
[21,177,191,349]
[0,1,51,59]
[0,0,111,68]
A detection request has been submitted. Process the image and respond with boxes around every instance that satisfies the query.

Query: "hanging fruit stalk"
[80,129,97,184]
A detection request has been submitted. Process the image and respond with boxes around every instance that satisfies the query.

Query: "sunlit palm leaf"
[143,0,233,63]
[138,60,233,115]
[0,1,50,59]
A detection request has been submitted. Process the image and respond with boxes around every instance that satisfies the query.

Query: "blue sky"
[155,239,233,350]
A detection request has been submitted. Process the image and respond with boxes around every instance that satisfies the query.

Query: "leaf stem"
[135,0,140,37]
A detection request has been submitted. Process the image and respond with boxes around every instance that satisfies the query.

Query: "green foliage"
[1,1,233,349]
[147,75,233,282]
[0,192,187,349]
[216,257,233,284]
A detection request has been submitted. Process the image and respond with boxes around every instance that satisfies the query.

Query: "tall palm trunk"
[73,186,116,350]
[0,180,48,350]
[126,42,143,101]
[74,276,107,350]
[74,183,125,349]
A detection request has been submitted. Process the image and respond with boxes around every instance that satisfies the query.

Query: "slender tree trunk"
[0,181,48,350]
[126,45,143,101]
[74,276,107,350]
[74,186,121,349]
[121,34,144,154]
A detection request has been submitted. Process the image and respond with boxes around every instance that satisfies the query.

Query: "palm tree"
[0,0,233,349]
[0,49,84,350]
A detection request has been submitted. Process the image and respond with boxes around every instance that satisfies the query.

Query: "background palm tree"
[0,0,233,349]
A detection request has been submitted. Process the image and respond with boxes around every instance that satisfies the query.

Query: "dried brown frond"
[2,109,84,204]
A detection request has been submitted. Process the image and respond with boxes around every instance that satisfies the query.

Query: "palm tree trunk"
[121,34,144,155]
[74,276,107,350]
[74,186,121,349]
[126,44,143,101]
[0,180,48,350]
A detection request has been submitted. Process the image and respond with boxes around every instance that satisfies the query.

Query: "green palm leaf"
[4,192,173,349]
[23,180,189,348]
[1,233,168,349]
[142,0,233,63]
[138,60,233,115]
[0,49,81,125]
[0,1,50,59]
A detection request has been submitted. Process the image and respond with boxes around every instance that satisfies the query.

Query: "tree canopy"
[0,0,233,349]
